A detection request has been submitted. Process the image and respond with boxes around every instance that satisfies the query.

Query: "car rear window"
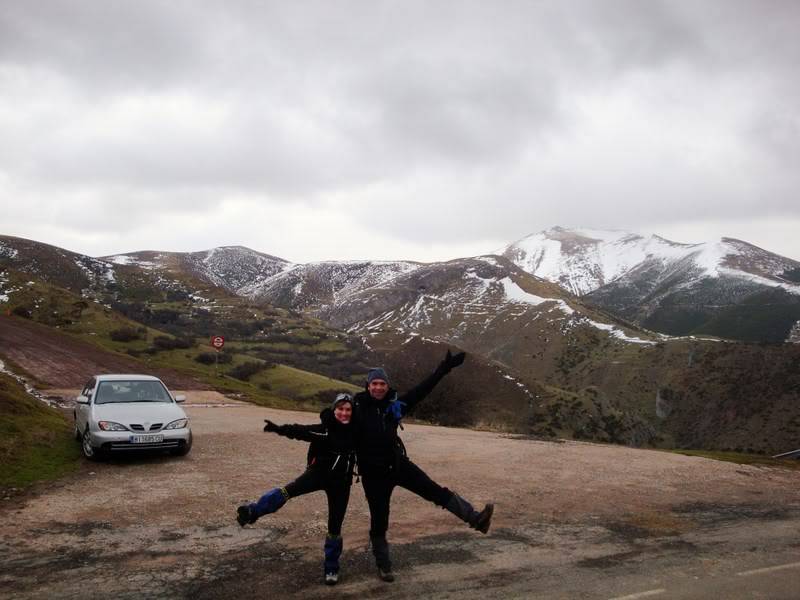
[95,380,172,404]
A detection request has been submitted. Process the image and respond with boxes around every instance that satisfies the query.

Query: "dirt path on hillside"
[2,392,800,599]
[0,315,209,389]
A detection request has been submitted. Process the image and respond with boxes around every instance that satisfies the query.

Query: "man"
[352,350,494,582]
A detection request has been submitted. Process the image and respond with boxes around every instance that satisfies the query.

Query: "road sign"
[211,335,225,349]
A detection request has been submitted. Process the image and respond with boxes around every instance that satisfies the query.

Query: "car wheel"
[81,428,103,461]
[171,432,192,457]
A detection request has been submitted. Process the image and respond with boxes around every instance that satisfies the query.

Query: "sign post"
[210,336,225,376]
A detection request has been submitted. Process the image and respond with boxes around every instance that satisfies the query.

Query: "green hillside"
[0,373,81,488]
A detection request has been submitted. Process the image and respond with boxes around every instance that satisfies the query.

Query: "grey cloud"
[1,1,800,259]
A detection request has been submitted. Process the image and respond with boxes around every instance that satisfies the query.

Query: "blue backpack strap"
[385,393,407,425]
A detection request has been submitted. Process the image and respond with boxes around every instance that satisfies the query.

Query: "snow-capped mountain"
[502,227,800,342]
[105,246,291,294]
[502,226,800,296]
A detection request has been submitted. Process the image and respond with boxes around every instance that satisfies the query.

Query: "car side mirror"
[174,394,186,403]
[76,395,90,404]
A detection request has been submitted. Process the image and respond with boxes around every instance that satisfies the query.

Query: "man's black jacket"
[352,364,451,475]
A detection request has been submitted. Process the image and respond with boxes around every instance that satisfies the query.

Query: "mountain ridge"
[501,227,800,342]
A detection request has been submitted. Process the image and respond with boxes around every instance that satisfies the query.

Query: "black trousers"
[284,468,352,536]
[361,457,453,539]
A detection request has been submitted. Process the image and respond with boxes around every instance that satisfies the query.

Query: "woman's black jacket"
[270,408,355,477]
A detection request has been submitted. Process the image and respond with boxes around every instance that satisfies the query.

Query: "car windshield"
[95,380,172,404]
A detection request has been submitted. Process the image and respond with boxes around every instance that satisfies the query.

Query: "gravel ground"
[2,391,800,599]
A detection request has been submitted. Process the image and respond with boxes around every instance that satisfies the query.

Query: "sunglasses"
[335,393,353,404]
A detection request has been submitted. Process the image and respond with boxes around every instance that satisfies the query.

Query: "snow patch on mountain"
[72,257,116,286]
[573,317,656,345]
[499,277,548,305]
[0,241,18,259]
[107,255,159,270]
[0,271,9,303]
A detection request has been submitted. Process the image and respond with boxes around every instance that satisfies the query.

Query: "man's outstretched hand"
[439,349,466,374]
[263,419,279,433]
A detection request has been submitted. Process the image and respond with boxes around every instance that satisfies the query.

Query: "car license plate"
[129,434,164,443]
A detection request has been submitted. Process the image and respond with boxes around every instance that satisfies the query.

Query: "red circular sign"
[211,336,225,349]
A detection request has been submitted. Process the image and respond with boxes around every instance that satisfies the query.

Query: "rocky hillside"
[501,227,800,342]
[242,259,421,310]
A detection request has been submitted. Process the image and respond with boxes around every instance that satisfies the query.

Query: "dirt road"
[2,391,800,599]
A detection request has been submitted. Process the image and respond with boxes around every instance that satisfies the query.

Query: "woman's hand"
[263,419,279,432]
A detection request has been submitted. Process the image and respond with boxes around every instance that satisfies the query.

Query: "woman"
[236,392,356,585]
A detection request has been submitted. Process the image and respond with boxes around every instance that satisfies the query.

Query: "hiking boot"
[236,504,255,527]
[378,567,395,582]
[472,503,494,534]
[323,534,343,584]
[445,493,494,534]
[370,534,392,574]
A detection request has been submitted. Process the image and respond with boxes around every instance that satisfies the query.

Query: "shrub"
[12,306,33,319]
[152,336,193,350]
[228,361,267,381]
[109,327,142,342]
[195,352,232,365]
[151,308,181,324]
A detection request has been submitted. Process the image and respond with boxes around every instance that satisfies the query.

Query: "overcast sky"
[1,1,799,263]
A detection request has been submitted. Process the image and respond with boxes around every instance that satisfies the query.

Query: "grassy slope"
[0,373,81,488]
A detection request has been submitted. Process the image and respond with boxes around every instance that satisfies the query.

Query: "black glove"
[438,350,466,374]
[263,419,279,433]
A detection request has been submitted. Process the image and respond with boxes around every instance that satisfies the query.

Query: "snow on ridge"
[106,254,158,269]
[203,247,220,263]
[499,277,548,305]
[690,240,729,276]
[576,317,656,345]
[719,267,800,296]
[476,256,502,267]
[107,255,133,265]
[463,270,494,294]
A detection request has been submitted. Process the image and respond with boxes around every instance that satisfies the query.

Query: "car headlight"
[98,421,128,431]
[165,418,188,430]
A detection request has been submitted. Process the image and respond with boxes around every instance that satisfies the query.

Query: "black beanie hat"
[367,367,389,385]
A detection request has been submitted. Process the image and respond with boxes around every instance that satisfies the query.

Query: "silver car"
[74,374,192,460]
